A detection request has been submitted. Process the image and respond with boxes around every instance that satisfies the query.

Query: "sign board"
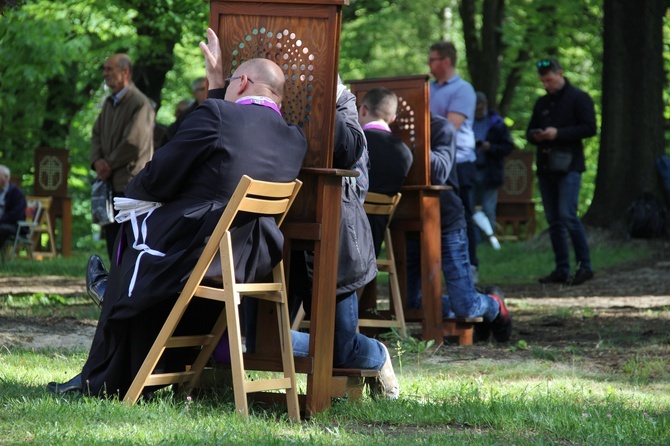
[33,147,69,198]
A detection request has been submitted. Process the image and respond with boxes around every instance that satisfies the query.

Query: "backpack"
[626,192,667,239]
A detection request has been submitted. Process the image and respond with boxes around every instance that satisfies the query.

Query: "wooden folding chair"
[27,196,57,258]
[291,192,407,339]
[123,175,302,421]
[358,192,407,338]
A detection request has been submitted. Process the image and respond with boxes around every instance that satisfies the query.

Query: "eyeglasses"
[536,60,552,68]
[428,57,446,64]
[224,76,255,85]
[223,76,254,94]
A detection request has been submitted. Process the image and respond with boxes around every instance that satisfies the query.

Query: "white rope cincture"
[113,198,165,296]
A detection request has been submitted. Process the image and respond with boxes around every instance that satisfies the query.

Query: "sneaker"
[486,286,512,342]
[370,342,399,400]
[538,270,568,284]
[568,269,594,286]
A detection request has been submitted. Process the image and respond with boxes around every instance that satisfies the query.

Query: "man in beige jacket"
[90,53,154,260]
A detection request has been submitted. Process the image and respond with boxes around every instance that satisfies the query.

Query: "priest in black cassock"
[47,28,307,399]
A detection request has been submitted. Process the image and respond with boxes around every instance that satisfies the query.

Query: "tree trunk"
[583,0,667,230]
[132,21,179,111]
[459,0,505,109]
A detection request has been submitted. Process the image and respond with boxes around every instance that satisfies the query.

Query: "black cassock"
[81,93,307,398]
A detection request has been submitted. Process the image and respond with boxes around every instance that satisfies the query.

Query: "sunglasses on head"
[536,59,552,68]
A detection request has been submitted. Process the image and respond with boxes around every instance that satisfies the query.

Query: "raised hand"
[199,28,225,89]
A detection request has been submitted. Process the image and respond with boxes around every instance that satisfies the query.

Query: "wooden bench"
[441,317,484,346]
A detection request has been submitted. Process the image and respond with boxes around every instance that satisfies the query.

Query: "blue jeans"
[291,291,387,370]
[538,171,591,275]
[406,228,499,323]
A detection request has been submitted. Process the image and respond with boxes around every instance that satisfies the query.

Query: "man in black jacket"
[527,58,597,286]
[358,87,413,256]
[47,28,308,399]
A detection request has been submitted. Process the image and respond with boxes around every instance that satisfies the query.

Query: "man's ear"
[388,114,397,125]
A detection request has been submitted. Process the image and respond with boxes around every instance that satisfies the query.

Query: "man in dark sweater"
[0,165,26,249]
[527,58,597,286]
[358,87,413,256]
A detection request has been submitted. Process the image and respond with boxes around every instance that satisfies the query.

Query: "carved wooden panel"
[348,75,431,186]
[210,1,346,169]
[33,147,69,197]
[499,150,534,203]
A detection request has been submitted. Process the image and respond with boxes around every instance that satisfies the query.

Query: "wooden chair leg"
[274,263,300,421]
[385,231,407,338]
[226,294,249,418]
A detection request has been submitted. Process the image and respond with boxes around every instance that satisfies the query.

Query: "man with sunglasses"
[527,58,597,286]
[47,28,308,398]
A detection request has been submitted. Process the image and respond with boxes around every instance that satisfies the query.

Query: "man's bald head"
[225,58,286,105]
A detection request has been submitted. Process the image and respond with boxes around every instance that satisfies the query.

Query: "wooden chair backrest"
[349,75,431,187]
[363,192,402,222]
[182,175,302,290]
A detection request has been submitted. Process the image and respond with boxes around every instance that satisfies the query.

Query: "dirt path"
[1,252,669,352]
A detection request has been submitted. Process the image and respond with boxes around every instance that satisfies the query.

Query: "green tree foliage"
[340,0,451,80]
[0,0,667,249]
[0,0,207,249]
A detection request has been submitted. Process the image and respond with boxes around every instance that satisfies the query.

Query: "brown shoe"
[369,343,399,400]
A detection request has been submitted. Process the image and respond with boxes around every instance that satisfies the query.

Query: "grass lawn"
[1,234,669,444]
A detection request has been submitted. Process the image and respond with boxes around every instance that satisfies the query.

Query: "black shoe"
[86,255,108,307]
[567,269,594,286]
[538,270,568,284]
[46,374,83,395]
[473,322,491,343]
[486,286,512,342]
